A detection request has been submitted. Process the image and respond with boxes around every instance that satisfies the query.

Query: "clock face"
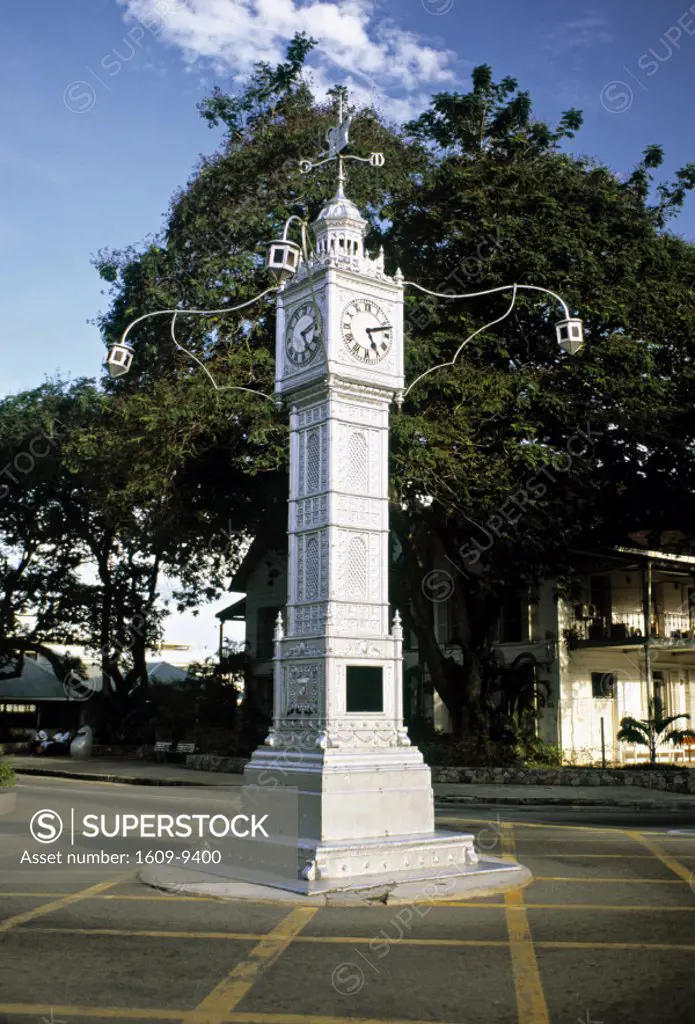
[285,302,323,366]
[341,298,392,364]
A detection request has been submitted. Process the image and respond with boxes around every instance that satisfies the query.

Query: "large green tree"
[7,41,695,744]
[0,378,245,730]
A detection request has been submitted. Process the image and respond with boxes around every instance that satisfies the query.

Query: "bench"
[154,741,197,762]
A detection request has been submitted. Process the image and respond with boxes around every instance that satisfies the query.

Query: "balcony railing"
[568,609,695,644]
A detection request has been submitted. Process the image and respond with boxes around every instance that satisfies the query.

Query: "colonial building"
[222,538,695,765]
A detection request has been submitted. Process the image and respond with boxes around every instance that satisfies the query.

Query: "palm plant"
[617,697,695,765]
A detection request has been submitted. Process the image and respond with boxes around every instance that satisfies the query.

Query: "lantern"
[105,341,134,378]
[267,239,301,283]
[555,318,584,355]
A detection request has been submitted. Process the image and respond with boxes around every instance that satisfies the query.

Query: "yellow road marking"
[27,927,261,940]
[626,830,695,884]
[0,891,233,902]
[0,1009,182,1021]
[227,1017,452,1024]
[536,941,695,951]
[25,926,509,946]
[441,817,695,841]
[433,901,695,911]
[510,853,656,859]
[532,876,683,883]
[0,1011,449,1024]
[184,906,318,1024]
[502,823,549,1024]
[439,817,629,835]
[0,871,133,933]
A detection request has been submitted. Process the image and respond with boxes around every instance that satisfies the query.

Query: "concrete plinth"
[141,851,530,906]
[244,746,436,847]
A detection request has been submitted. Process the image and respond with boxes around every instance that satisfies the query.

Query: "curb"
[14,767,695,809]
[435,794,695,810]
[14,767,210,787]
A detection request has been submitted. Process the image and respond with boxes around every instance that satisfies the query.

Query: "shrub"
[523,740,563,767]
[416,734,520,768]
[0,759,16,787]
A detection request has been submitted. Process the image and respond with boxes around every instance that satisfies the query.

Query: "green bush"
[0,759,16,787]
[523,740,563,768]
[416,734,520,768]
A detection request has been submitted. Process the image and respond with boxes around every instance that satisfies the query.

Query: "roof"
[145,661,189,684]
[216,597,247,622]
[229,537,264,591]
[0,659,67,702]
[229,538,284,592]
[314,186,366,225]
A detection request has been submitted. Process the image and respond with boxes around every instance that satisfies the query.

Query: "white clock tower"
[244,114,520,893]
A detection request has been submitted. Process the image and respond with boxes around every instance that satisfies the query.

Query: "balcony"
[219,641,252,673]
[567,609,695,649]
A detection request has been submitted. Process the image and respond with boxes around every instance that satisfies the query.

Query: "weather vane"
[299,94,385,190]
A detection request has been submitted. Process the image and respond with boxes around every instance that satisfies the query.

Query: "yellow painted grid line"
[0,1010,449,1024]
[433,902,695,911]
[439,817,695,839]
[531,876,684,883]
[626,830,695,885]
[183,906,318,1024]
[20,926,695,948]
[0,871,133,934]
[0,891,222,901]
[22,926,509,946]
[502,823,550,1024]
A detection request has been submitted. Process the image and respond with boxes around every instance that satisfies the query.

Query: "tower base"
[140,844,530,905]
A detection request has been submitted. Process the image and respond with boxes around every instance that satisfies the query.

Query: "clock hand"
[366,325,392,336]
[300,323,315,341]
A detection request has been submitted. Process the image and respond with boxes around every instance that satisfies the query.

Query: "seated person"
[32,729,51,755]
[43,730,72,756]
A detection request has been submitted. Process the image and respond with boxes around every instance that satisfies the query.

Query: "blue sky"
[2,0,694,655]
[2,0,695,396]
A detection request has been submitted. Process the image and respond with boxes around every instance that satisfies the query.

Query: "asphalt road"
[1,776,695,1024]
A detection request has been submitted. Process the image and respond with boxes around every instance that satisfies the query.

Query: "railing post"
[642,559,654,707]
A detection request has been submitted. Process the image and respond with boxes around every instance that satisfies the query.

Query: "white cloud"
[117,0,459,119]
[542,13,613,54]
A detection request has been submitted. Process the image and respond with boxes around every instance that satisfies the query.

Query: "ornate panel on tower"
[347,430,368,491]
[295,530,329,605]
[336,493,379,529]
[296,494,328,529]
[283,662,322,717]
[293,604,325,636]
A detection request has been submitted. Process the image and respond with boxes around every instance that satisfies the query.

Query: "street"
[1,776,695,1023]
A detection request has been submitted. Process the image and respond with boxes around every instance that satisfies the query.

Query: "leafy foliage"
[0,760,16,787]
[3,38,695,748]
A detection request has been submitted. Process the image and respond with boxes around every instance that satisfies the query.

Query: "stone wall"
[183,753,695,793]
[430,765,695,793]
[186,754,249,774]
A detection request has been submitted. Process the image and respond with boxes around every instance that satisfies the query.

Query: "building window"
[497,595,525,643]
[653,670,667,713]
[589,574,612,632]
[591,671,615,699]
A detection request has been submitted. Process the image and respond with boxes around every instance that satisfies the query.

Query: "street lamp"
[556,317,585,354]
[267,215,306,283]
[105,340,134,379]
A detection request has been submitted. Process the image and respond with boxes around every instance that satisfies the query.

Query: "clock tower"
[244,116,518,893]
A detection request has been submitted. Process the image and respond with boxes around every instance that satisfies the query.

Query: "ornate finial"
[299,93,385,190]
[394,267,404,284]
[274,610,285,641]
[392,610,403,639]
